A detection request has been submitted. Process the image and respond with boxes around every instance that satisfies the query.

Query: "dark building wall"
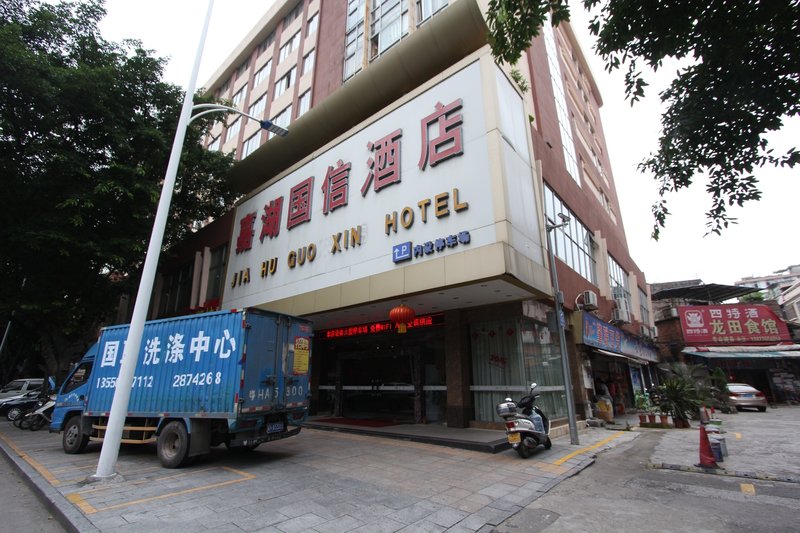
[312,1,346,109]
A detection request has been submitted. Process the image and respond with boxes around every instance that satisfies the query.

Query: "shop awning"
[683,346,800,359]
[593,349,650,365]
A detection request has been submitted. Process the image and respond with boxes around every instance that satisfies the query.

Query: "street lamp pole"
[91,0,216,481]
[546,215,580,445]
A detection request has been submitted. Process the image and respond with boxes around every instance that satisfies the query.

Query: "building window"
[344,0,365,80]
[258,32,275,54]
[273,66,296,100]
[158,262,193,316]
[231,87,246,108]
[608,255,632,316]
[302,49,315,76]
[307,12,319,36]
[638,287,650,326]
[279,31,301,63]
[254,59,272,86]
[297,90,311,118]
[216,78,230,99]
[284,2,302,27]
[269,104,292,139]
[542,18,580,185]
[207,136,220,152]
[370,0,408,59]
[225,117,241,143]
[248,93,266,118]
[470,317,567,423]
[235,59,250,80]
[416,0,447,24]
[544,185,597,284]
[205,244,227,302]
[242,132,260,159]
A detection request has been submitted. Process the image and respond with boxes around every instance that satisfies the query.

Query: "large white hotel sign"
[222,61,529,310]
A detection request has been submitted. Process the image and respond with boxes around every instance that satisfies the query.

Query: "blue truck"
[50,308,313,468]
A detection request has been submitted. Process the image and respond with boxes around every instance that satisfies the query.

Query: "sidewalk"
[0,419,635,532]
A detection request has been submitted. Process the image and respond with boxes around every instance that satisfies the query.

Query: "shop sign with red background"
[679,304,791,345]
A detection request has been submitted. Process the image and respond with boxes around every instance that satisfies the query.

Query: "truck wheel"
[158,421,190,468]
[63,415,89,454]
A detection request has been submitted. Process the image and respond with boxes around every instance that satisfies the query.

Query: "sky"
[98,0,798,286]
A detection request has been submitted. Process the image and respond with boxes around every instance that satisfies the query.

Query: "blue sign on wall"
[582,312,658,363]
[392,241,412,263]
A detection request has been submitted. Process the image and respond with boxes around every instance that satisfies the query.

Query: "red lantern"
[389,304,416,334]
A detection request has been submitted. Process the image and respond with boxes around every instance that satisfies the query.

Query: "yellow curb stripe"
[66,492,98,514]
[740,483,756,495]
[553,432,624,466]
[83,466,256,515]
[0,430,61,486]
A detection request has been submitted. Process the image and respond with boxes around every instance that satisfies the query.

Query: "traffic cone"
[696,425,719,469]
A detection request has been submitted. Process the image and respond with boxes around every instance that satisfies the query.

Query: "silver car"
[0,378,44,400]
[727,383,768,412]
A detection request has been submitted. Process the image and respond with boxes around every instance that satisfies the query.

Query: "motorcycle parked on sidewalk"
[16,392,56,431]
[496,382,552,458]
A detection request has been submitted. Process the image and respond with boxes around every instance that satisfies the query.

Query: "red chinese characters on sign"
[322,160,351,215]
[361,129,402,196]
[260,197,284,242]
[679,304,791,344]
[235,212,257,254]
[287,177,314,229]
[419,98,464,170]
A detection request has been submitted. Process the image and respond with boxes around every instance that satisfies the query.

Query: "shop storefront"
[573,311,660,416]
[677,304,800,403]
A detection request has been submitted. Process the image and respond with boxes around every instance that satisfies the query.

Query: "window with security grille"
[242,133,260,159]
[416,0,447,24]
[273,67,296,100]
[344,0,365,80]
[254,60,271,86]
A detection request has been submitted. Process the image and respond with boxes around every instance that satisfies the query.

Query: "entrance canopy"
[684,345,800,359]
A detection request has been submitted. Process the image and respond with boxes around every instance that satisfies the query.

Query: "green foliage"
[738,292,764,303]
[0,0,236,378]
[484,0,800,239]
[486,0,570,65]
[633,390,650,412]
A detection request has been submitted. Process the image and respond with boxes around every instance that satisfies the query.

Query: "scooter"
[17,382,56,431]
[496,382,552,458]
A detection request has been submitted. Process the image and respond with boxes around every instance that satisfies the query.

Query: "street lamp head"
[260,119,289,137]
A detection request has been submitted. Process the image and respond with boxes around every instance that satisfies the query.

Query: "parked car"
[0,390,42,421]
[727,383,768,412]
[0,378,44,400]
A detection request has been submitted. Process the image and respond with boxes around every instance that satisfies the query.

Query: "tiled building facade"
[153,0,656,428]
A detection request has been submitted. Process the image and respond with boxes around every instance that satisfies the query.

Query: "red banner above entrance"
[320,314,443,339]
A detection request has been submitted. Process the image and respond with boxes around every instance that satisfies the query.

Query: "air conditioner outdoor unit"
[651,326,659,338]
[612,307,630,324]
[639,325,650,337]
[582,290,599,310]
[669,307,679,318]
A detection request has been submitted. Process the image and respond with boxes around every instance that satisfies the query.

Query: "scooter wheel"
[544,437,552,450]
[516,444,532,458]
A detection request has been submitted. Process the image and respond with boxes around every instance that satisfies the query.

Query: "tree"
[0,0,237,379]
[485,0,800,239]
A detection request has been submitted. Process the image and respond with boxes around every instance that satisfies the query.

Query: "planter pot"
[638,414,647,424]
[648,414,657,424]
[659,414,669,424]
[674,418,690,428]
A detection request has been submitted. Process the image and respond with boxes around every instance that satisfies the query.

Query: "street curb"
[647,462,800,484]
[0,431,97,532]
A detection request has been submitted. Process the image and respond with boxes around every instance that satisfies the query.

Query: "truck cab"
[50,344,95,433]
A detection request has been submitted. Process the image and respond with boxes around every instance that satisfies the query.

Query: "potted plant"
[657,377,701,429]
[634,390,650,424]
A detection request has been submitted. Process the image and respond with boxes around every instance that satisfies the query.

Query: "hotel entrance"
[314,316,446,424]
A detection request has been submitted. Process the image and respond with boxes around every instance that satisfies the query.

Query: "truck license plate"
[508,432,521,444]
[267,421,284,433]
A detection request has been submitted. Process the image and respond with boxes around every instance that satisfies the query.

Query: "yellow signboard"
[292,337,310,374]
